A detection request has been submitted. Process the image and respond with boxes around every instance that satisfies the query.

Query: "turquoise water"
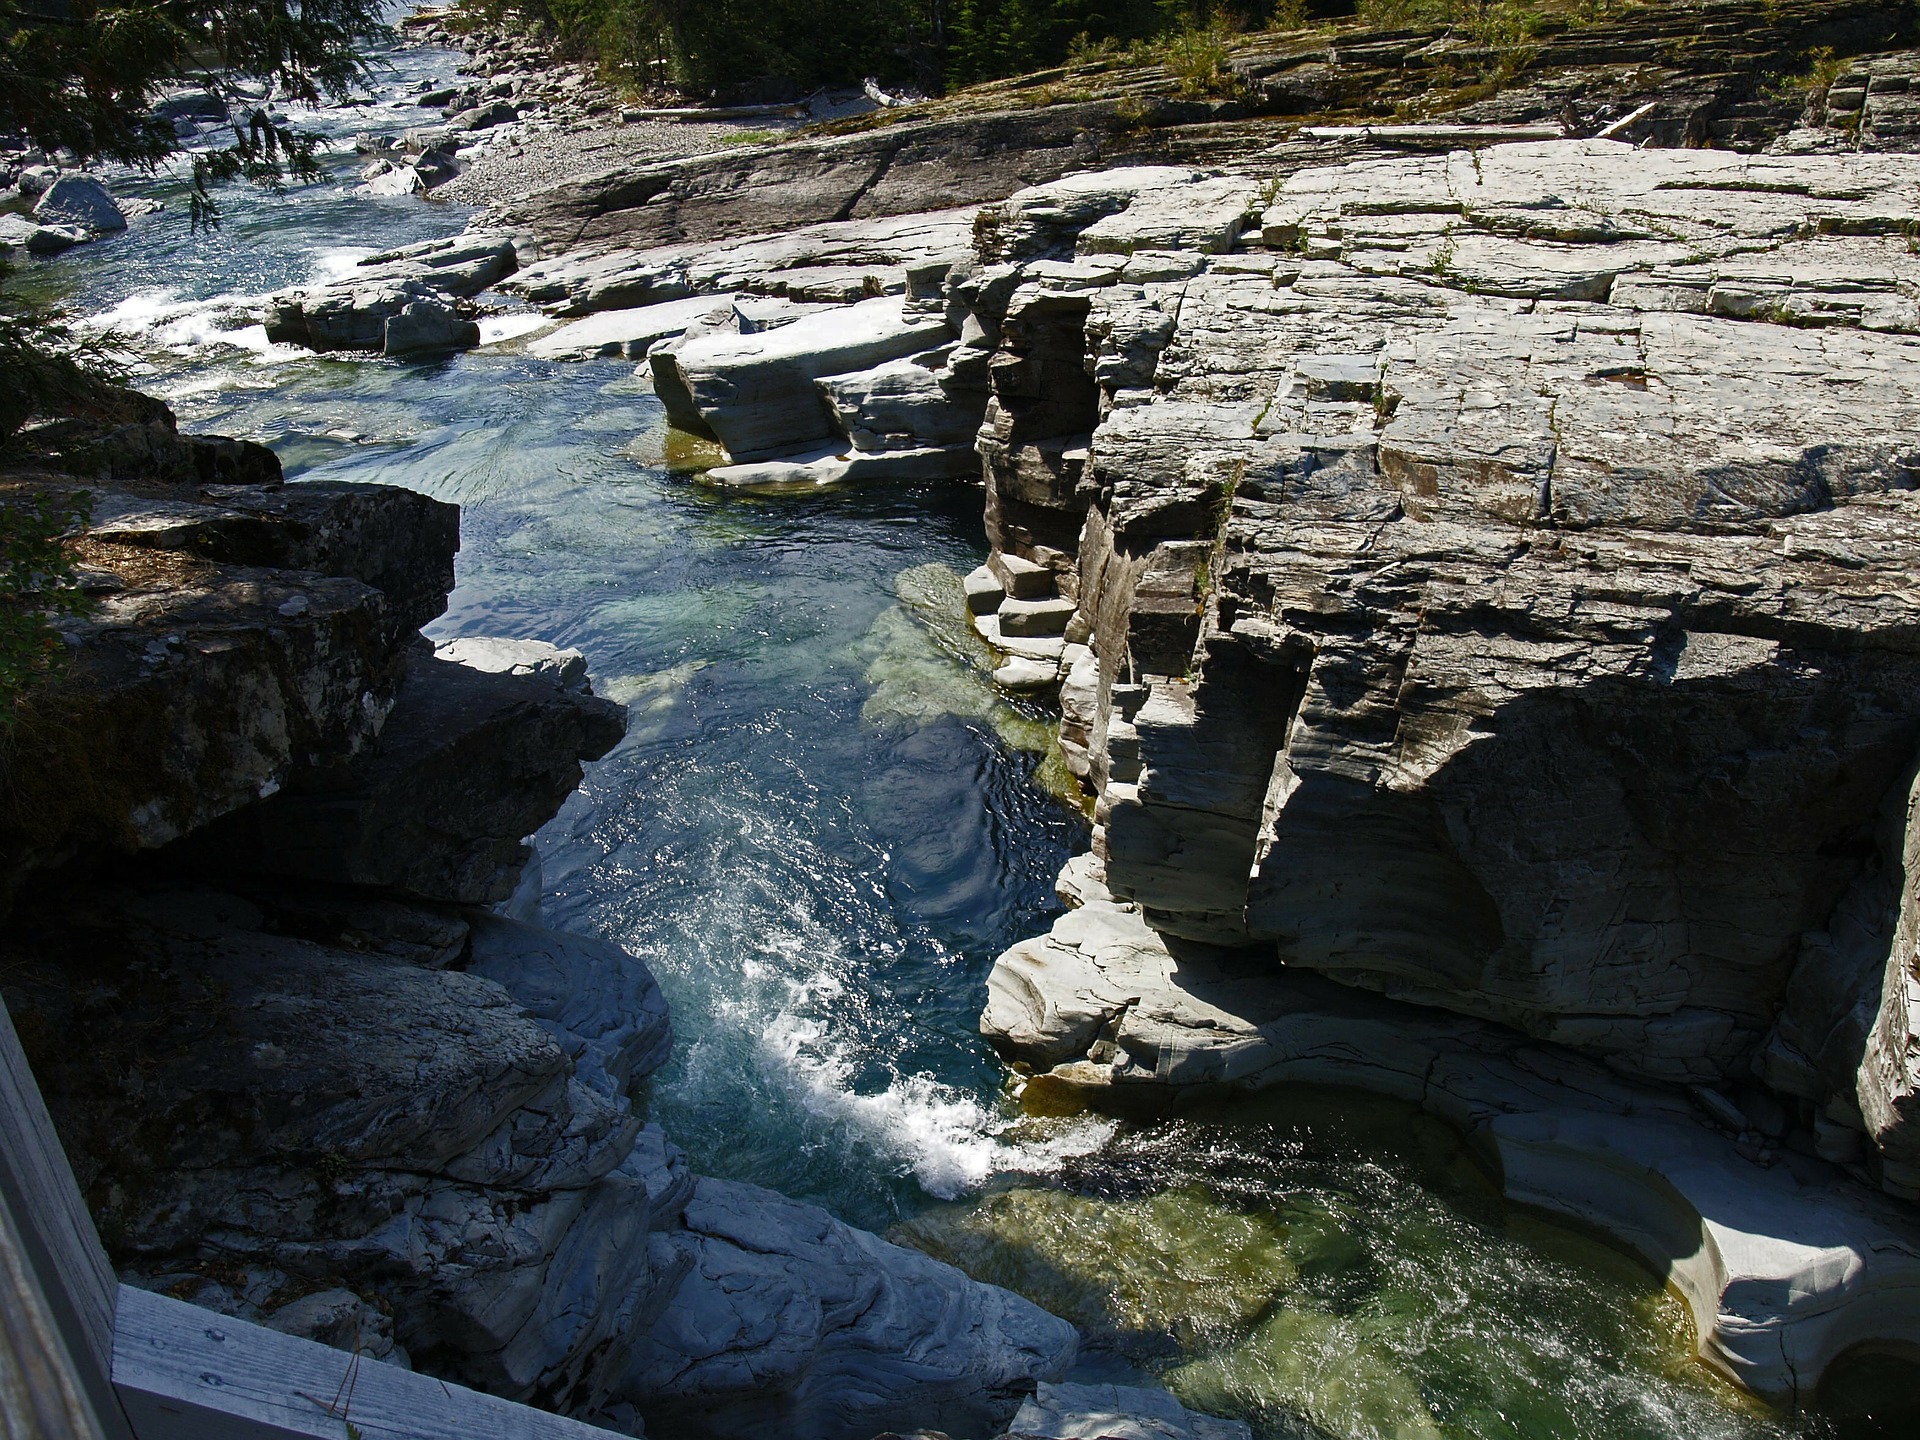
[30,24,1910,1440]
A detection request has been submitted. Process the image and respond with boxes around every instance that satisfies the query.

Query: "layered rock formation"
[0,404,1075,1438]
[943,139,1920,1402]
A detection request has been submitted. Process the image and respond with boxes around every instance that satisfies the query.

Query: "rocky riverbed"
[10,3,1920,1439]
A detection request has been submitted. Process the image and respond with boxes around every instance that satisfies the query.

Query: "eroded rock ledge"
[951,139,1920,1403]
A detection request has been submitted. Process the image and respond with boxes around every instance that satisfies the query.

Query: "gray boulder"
[450,100,519,131]
[34,173,126,234]
[264,233,516,356]
[366,164,427,197]
[525,294,739,361]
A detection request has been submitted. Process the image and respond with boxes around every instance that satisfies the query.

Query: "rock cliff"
[956,136,1920,1404]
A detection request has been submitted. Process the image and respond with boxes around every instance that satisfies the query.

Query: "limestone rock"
[436,635,592,692]
[525,294,739,360]
[497,107,1111,255]
[964,564,1005,615]
[980,874,1920,1406]
[816,353,986,453]
[704,443,977,489]
[504,209,975,316]
[366,164,427,197]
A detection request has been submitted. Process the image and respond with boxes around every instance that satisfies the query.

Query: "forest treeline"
[463,1,1342,98]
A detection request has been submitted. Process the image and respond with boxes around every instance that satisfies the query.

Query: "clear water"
[27,24,1908,1440]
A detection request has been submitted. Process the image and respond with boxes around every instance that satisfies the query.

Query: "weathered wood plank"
[112,1285,616,1440]
[0,1187,111,1440]
[0,998,133,1440]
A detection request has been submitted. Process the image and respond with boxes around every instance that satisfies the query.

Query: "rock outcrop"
[884,137,1920,1402]
[264,234,518,357]
[0,398,1075,1438]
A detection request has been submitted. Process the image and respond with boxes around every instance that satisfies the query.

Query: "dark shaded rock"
[84,481,458,634]
[0,550,412,898]
[166,653,627,904]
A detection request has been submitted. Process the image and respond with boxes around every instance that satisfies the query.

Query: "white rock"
[655,295,953,461]
[526,294,738,361]
[436,635,591,693]
[993,657,1060,691]
[364,164,426,197]
[964,563,1005,615]
[704,443,976,489]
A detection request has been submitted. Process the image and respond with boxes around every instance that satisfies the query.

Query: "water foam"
[759,994,1114,1201]
[79,288,297,362]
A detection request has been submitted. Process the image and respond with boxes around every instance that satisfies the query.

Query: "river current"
[26,26,1895,1440]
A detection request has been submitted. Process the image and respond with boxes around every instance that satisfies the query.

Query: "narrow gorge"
[5,4,1920,1440]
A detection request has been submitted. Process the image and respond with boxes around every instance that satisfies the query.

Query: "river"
[24,22,1885,1440]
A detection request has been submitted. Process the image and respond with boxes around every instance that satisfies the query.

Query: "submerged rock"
[999,1382,1251,1440]
[981,876,1920,1406]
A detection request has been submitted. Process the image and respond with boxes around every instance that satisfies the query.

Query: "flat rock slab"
[656,295,953,461]
[704,443,975,490]
[504,207,977,316]
[524,293,738,360]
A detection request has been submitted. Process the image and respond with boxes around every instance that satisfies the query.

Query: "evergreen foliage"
[1,0,390,220]
[0,486,89,722]
[469,1,1319,96]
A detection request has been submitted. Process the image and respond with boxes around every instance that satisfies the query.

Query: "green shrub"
[1160,20,1241,99]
